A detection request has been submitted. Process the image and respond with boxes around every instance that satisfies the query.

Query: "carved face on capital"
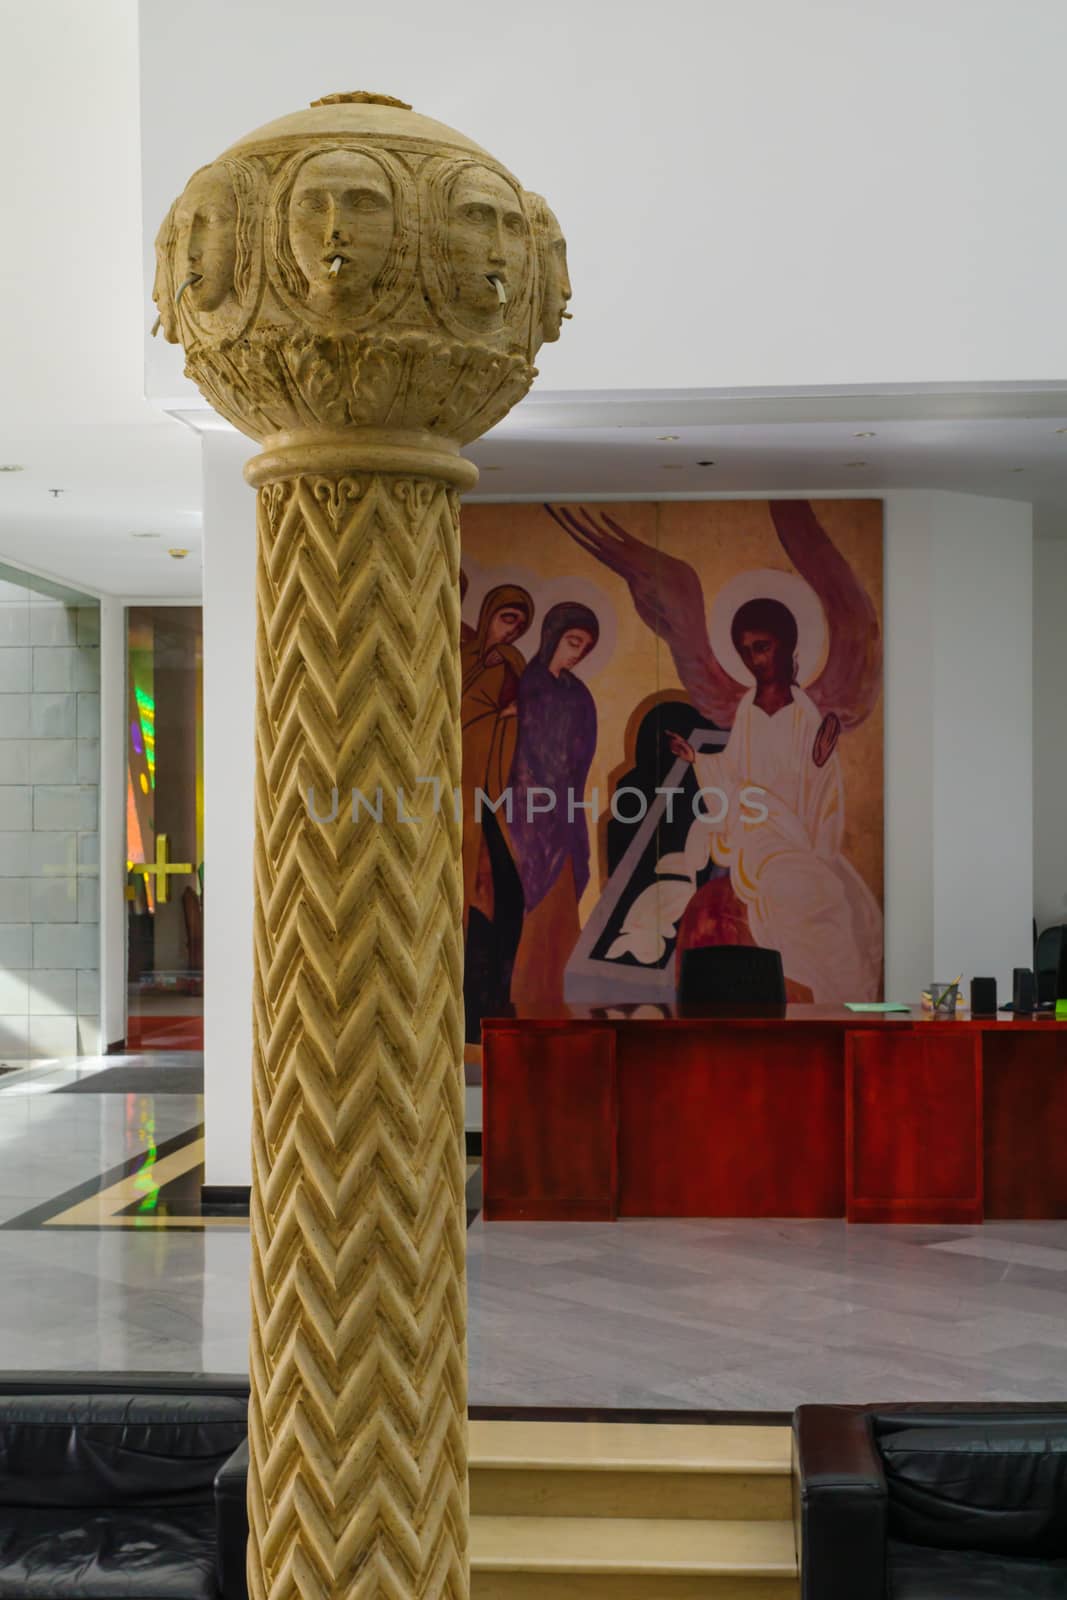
[446,166,529,329]
[287,149,396,313]
[160,158,261,339]
[174,167,239,312]
[538,203,571,343]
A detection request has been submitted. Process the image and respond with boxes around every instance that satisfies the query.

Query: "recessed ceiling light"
[130,531,161,539]
[853,431,877,439]
[657,435,680,442]
[168,548,190,559]
[0,465,24,474]
[697,460,716,467]
[845,460,868,468]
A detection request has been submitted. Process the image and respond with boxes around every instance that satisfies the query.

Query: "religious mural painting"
[460,499,884,1044]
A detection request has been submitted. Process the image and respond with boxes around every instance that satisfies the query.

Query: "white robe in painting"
[605,689,882,998]
[693,687,882,1001]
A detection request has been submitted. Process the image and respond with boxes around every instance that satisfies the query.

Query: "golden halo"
[709,567,829,688]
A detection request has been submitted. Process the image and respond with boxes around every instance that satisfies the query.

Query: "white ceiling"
[0,423,203,599]
[5,397,1067,599]
[465,413,1067,529]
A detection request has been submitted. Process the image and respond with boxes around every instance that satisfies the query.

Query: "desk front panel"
[983,1030,1067,1218]
[616,1025,844,1217]
[846,1029,983,1224]
[483,1024,617,1221]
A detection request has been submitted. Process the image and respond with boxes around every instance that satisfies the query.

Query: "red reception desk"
[481,1005,1067,1224]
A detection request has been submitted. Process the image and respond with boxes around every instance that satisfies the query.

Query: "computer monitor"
[1036,924,1065,1005]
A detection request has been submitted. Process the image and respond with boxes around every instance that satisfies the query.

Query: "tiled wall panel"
[0,584,100,1060]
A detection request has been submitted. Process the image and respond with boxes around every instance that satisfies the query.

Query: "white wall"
[1034,539,1067,932]
[3,0,147,427]
[199,471,1035,1182]
[0,586,102,1059]
[141,0,1067,407]
[202,432,257,1187]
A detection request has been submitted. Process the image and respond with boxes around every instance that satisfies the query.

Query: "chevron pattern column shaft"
[248,468,468,1600]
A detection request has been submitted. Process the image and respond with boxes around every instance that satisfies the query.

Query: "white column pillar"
[883,489,1032,1002]
[1034,537,1067,930]
[98,595,127,1051]
[201,429,256,1188]
[930,492,1033,996]
[884,491,936,1001]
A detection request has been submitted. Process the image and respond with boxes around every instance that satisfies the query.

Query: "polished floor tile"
[466,1217,1067,1408]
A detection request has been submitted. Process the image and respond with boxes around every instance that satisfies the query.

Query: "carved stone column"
[155,93,570,1600]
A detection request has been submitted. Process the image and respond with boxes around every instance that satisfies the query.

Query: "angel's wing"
[545,505,744,725]
[768,501,882,729]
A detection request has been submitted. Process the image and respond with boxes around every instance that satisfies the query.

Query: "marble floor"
[1,1052,1066,1409]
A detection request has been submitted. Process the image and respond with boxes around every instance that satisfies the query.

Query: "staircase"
[469,1420,798,1598]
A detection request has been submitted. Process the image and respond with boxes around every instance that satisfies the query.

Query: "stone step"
[469,1421,792,1520]
[470,1513,798,1599]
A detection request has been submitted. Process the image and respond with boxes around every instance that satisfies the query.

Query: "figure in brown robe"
[460,583,534,1041]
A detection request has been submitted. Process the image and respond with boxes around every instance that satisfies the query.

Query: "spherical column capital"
[153,90,571,450]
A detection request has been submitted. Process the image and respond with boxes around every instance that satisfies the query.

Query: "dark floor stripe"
[1,1124,205,1231]
[56,1065,204,1096]
[466,1161,482,1229]
[201,1185,251,1217]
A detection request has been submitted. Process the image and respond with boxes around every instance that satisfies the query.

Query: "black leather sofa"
[793,1402,1067,1599]
[0,1371,249,1600]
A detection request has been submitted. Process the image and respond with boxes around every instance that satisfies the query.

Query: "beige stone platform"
[470,1422,792,1519]
[469,1422,798,1598]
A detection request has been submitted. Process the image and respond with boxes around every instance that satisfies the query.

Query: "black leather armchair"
[0,1371,249,1600]
[794,1403,1067,1599]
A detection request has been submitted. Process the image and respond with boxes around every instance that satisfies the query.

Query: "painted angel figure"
[546,501,884,1001]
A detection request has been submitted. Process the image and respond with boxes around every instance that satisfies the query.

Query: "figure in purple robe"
[508,601,599,1009]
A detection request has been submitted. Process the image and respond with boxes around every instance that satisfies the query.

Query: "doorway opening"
[125,606,203,1050]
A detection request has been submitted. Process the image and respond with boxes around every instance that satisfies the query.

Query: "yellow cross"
[41,837,100,902]
[129,833,193,905]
